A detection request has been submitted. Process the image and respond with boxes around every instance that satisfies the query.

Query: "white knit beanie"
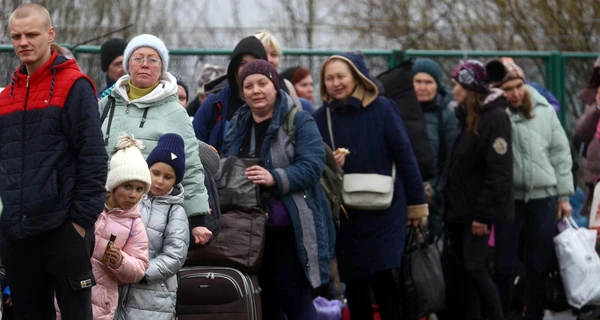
[106,135,152,193]
[123,34,169,75]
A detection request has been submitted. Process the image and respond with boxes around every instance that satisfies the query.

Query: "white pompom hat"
[106,134,151,193]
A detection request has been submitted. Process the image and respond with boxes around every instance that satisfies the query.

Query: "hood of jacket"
[105,203,142,219]
[142,184,185,206]
[320,52,378,107]
[226,37,268,94]
[111,72,178,107]
[8,51,92,99]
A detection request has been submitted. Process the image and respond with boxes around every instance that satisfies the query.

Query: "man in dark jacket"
[98,38,127,98]
[0,4,108,319]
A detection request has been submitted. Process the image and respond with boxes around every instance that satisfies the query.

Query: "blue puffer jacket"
[222,90,335,288]
[0,52,108,239]
[193,84,232,152]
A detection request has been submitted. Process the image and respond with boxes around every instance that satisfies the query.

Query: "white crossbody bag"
[327,108,396,211]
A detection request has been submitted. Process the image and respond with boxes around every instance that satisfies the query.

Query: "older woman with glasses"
[98,34,212,248]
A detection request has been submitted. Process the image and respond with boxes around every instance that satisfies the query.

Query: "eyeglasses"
[129,57,162,67]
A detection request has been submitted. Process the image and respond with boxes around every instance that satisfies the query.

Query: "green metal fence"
[0,44,598,130]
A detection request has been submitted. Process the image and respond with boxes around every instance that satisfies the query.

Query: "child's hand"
[5,297,12,307]
[192,226,213,245]
[106,246,122,267]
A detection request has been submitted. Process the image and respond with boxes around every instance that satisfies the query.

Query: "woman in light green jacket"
[493,60,573,320]
[98,34,212,246]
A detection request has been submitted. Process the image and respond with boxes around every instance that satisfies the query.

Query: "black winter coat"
[443,89,514,225]
[377,60,436,181]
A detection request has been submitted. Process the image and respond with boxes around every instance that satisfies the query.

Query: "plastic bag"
[399,226,445,319]
[553,216,600,308]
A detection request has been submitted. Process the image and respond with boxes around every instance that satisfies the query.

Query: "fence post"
[546,51,567,127]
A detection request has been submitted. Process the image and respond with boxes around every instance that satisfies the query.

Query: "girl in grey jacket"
[116,133,191,320]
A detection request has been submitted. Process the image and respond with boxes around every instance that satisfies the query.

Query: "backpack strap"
[283,106,300,145]
[103,96,116,146]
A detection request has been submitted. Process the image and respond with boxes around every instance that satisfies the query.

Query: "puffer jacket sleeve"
[548,110,574,201]
[193,94,215,142]
[144,204,190,283]
[270,111,325,196]
[382,99,428,219]
[62,79,109,229]
[109,218,150,284]
[473,110,513,224]
[166,108,210,216]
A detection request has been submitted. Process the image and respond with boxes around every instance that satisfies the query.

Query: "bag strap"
[327,107,396,180]
[123,218,135,248]
[100,95,114,124]
[436,108,446,176]
[285,106,300,145]
[249,125,256,158]
[167,204,174,221]
[103,96,116,146]
[326,107,336,150]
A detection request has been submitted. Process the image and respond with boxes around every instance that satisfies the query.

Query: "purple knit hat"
[452,59,506,93]
[239,60,280,91]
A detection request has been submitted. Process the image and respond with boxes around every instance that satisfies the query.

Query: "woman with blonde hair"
[312,52,428,319]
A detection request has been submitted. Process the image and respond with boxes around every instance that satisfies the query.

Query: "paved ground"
[551,310,577,320]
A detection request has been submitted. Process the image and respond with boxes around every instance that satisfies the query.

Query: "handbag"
[553,216,600,308]
[214,157,263,211]
[186,209,268,274]
[326,108,395,210]
[398,226,445,319]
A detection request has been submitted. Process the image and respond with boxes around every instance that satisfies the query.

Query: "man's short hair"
[9,3,52,29]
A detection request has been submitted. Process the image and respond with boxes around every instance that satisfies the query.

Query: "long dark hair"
[464,90,487,135]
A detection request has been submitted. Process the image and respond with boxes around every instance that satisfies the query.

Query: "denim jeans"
[493,197,557,320]
[258,227,319,320]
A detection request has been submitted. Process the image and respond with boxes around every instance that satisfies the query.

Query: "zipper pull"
[26,76,30,88]
[125,105,130,115]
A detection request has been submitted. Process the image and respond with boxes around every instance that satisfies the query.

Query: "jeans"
[444,223,504,320]
[0,220,95,320]
[258,227,319,320]
[345,269,400,320]
[494,197,557,320]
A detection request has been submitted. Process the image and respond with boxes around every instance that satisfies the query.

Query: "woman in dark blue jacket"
[443,60,512,320]
[222,60,335,320]
[412,58,459,238]
[312,52,428,320]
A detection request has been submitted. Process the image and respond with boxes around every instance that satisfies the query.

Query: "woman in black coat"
[442,60,511,320]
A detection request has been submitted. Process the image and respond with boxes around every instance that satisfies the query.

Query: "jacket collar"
[113,72,178,106]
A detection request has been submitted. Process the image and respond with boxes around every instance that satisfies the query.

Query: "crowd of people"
[0,3,598,320]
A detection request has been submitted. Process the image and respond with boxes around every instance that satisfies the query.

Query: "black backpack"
[377,59,436,181]
[284,106,344,227]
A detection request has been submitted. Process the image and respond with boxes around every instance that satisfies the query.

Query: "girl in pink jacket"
[91,135,151,320]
